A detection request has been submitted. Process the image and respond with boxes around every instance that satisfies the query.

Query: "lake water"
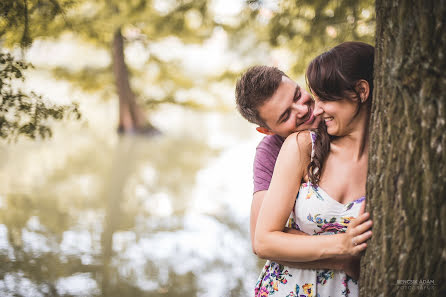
[0,104,267,297]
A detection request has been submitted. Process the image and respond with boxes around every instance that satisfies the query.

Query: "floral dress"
[254,133,364,297]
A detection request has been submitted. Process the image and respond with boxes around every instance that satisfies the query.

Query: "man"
[235,65,358,276]
[235,65,320,247]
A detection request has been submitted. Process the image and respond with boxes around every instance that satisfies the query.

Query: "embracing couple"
[235,41,374,297]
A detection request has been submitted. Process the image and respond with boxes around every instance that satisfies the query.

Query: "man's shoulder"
[253,135,284,193]
[256,134,284,151]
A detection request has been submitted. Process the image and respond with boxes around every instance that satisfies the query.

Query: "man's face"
[257,76,321,138]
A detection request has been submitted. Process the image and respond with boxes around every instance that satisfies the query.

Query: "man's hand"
[340,255,361,280]
[278,254,360,279]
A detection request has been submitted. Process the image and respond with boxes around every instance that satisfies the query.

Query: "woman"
[254,42,374,297]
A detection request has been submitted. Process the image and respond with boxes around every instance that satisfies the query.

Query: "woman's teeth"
[324,117,334,122]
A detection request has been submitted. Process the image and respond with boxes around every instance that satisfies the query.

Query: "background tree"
[361,0,446,296]
[56,0,220,134]
[1,0,237,136]
[4,0,229,134]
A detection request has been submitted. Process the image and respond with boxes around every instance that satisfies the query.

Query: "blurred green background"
[0,0,374,296]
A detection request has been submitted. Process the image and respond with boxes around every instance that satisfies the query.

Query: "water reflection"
[0,129,262,296]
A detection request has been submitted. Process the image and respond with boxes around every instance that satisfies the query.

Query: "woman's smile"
[324,116,334,123]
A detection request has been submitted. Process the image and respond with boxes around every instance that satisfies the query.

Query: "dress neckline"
[302,182,365,207]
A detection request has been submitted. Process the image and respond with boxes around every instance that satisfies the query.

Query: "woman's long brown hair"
[306,41,374,185]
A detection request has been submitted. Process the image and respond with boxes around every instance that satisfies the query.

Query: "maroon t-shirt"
[253,134,284,193]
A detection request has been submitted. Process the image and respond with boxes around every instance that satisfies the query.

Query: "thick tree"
[361,0,446,296]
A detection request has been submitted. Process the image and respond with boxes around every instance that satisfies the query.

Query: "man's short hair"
[235,66,287,128]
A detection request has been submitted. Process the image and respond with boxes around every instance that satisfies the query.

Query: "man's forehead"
[282,75,298,87]
[282,76,304,96]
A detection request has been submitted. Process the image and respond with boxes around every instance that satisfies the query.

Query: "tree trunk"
[360,1,446,296]
[112,28,156,134]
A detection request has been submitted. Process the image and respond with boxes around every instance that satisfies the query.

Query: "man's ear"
[256,127,275,135]
[355,80,370,103]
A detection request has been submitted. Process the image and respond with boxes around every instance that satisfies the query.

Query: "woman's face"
[312,94,360,136]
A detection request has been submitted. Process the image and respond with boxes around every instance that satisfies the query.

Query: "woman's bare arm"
[251,190,359,273]
[279,228,361,279]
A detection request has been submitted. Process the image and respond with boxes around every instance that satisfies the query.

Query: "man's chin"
[293,122,320,133]
[310,117,322,129]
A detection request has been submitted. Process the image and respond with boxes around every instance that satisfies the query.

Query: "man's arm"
[250,190,308,253]
[276,256,361,280]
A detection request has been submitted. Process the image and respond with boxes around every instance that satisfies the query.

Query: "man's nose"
[292,102,308,118]
[300,92,311,105]
[313,101,323,116]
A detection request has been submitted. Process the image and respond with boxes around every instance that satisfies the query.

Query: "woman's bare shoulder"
[281,131,313,156]
[274,131,312,178]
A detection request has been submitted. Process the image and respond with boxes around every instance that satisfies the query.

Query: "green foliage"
[0,0,77,47]
[52,65,115,97]
[0,52,81,141]
[249,0,375,76]
[0,0,82,141]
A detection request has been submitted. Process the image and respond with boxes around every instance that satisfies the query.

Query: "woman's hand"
[340,202,373,256]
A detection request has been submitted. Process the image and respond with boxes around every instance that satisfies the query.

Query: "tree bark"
[361,0,446,296]
[112,28,156,134]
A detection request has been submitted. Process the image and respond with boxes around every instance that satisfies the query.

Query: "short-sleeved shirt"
[253,134,284,193]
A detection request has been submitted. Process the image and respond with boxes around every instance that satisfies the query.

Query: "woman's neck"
[331,108,370,161]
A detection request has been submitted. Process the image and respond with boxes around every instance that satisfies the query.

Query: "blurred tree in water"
[0,134,219,296]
